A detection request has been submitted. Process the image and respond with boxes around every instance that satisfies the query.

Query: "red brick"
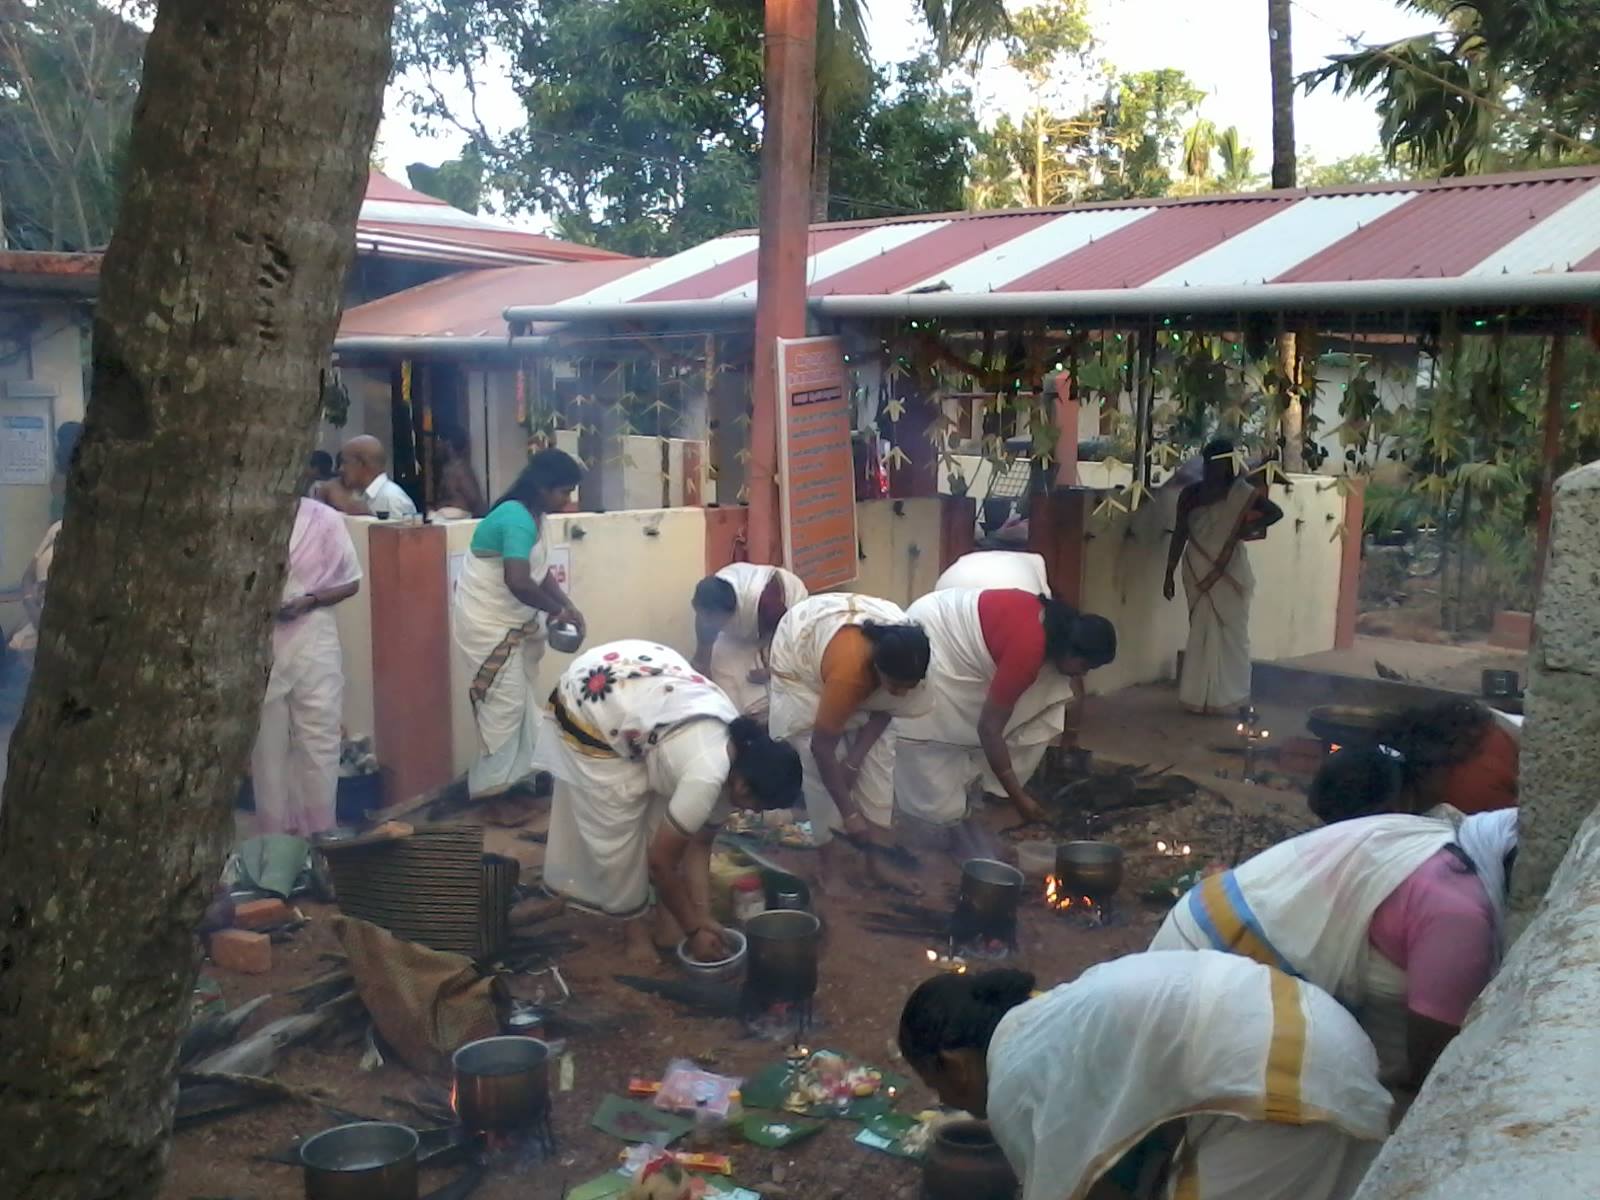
[209,929,271,975]
[232,898,292,931]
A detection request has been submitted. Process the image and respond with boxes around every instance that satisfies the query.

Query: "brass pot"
[452,1036,551,1133]
[301,1122,418,1200]
[1054,841,1124,902]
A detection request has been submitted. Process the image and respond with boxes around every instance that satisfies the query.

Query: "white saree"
[934,550,1050,594]
[767,593,931,837]
[987,950,1390,1200]
[452,525,550,796]
[894,588,1074,826]
[534,640,739,917]
[1179,477,1259,714]
[706,562,808,719]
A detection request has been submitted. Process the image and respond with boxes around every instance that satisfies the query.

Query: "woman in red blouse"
[895,588,1117,833]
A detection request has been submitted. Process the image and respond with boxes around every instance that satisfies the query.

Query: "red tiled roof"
[355,171,626,266]
[337,258,651,340]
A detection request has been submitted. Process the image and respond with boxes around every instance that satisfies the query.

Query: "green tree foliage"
[826,58,983,221]
[971,67,1205,206]
[406,144,485,212]
[1302,0,1600,175]
[0,0,146,250]
[393,0,985,255]
[1299,151,1413,187]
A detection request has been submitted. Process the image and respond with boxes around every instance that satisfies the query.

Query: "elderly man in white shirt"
[338,435,418,519]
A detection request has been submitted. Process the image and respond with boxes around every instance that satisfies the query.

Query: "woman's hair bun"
[971,968,1037,1007]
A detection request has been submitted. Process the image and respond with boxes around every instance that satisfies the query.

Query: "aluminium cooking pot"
[959,858,1024,922]
[1053,841,1124,902]
[743,909,821,1003]
[452,1036,551,1133]
[300,1121,418,1200]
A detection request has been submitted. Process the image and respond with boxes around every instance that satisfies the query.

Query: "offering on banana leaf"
[784,1051,883,1112]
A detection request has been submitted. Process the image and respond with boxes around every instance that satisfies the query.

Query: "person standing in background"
[453,449,586,798]
[690,562,808,719]
[251,497,363,836]
[432,423,486,519]
[1163,438,1282,714]
[337,434,418,518]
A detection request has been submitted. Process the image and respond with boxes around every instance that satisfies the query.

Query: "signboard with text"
[776,336,858,590]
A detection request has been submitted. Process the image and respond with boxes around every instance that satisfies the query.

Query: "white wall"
[341,480,1343,779]
[1078,474,1345,695]
[841,498,944,610]
[444,507,712,774]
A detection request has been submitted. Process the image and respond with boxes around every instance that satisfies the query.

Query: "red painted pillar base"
[1028,489,1088,608]
[704,506,751,573]
[368,523,454,805]
[938,495,977,573]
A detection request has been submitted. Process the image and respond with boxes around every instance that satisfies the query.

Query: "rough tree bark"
[0,2,394,1196]
[1266,0,1295,190]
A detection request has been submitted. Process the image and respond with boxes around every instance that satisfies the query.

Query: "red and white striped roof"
[514,166,1600,320]
[357,172,625,267]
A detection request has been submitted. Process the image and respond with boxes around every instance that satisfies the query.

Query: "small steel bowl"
[675,927,748,983]
[547,620,584,654]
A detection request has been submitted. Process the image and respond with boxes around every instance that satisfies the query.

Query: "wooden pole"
[750,0,818,565]
[1535,333,1567,589]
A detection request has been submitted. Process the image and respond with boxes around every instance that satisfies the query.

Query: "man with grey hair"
[338,434,417,519]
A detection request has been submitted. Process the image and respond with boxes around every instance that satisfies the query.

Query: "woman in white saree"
[1163,439,1282,714]
[895,589,1116,838]
[899,957,1391,1200]
[452,450,585,797]
[535,640,801,961]
[1150,810,1519,1095]
[689,562,808,719]
[767,593,931,882]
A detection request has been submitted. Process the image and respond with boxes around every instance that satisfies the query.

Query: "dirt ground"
[162,684,1321,1200]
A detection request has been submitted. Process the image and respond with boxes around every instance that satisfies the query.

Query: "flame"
[1043,875,1096,912]
[449,1081,458,1116]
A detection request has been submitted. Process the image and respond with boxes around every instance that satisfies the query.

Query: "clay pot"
[922,1120,1017,1200]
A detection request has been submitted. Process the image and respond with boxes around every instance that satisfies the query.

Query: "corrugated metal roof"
[337,258,651,340]
[517,165,1600,321]
[356,172,627,266]
[1276,174,1588,283]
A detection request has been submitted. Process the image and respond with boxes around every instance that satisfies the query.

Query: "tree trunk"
[1267,0,1296,190]
[0,1,393,1196]
[1278,331,1303,472]
[811,99,833,222]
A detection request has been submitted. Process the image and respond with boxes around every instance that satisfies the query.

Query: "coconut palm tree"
[1181,117,1217,190]
[1216,126,1261,191]
[1300,0,1600,176]
[1267,0,1296,187]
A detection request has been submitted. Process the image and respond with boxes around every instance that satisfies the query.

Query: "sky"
[374,0,1442,227]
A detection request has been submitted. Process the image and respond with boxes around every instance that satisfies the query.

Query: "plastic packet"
[655,1060,743,1120]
